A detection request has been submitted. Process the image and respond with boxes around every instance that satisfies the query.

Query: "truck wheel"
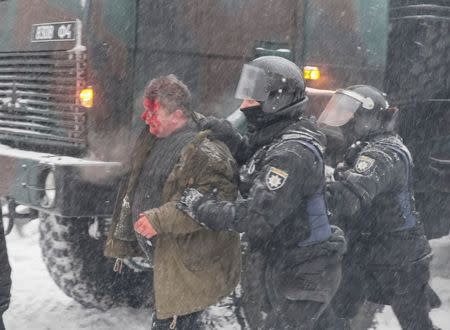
[386,13,450,103]
[38,213,153,310]
[386,12,450,240]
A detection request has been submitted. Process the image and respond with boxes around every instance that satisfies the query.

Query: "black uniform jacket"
[327,134,431,267]
[195,117,326,244]
[192,115,346,303]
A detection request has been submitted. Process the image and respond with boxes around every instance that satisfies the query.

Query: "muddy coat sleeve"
[326,147,405,218]
[193,140,321,240]
[144,137,238,236]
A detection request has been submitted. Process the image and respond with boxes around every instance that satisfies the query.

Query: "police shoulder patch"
[265,167,289,190]
[354,155,376,174]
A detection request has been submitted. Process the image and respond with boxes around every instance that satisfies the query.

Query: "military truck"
[0,0,448,325]
[385,0,450,239]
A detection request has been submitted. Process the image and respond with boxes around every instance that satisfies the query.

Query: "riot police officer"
[178,56,346,330]
[318,85,440,330]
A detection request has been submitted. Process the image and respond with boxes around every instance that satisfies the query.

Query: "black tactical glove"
[177,188,235,231]
[334,162,349,181]
[199,116,243,155]
[177,188,220,222]
[177,188,206,220]
[344,141,366,166]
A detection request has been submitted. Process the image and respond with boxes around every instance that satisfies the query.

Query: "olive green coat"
[105,130,241,319]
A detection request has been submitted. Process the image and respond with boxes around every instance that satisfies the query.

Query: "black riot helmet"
[318,85,396,141]
[235,56,306,114]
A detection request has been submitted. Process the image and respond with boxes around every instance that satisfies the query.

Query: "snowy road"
[3,221,450,330]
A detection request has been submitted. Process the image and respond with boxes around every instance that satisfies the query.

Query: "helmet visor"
[318,92,361,127]
[235,64,270,101]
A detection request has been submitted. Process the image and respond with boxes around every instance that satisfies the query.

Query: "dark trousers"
[151,312,201,330]
[330,256,436,330]
[263,300,327,330]
[390,283,434,330]
[313,306,351,330]
[242,243,343,330]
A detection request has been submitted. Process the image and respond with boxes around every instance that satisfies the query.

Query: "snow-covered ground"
[3,220,450,330]
[3,221,151,330]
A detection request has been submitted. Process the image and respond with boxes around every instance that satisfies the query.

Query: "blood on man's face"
[142,98,178,137]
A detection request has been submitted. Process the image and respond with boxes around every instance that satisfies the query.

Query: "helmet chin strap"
[272,97,308,117]
[241,98,308,131]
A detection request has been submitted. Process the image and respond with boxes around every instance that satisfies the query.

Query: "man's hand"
[134,214,157,239]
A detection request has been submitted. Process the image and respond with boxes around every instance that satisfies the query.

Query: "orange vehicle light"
[304,66,321,80]
[79,87,94,108]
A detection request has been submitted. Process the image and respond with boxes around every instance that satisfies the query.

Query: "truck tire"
[386,5,450,104]
[38,213,153,310]
[386,4,450,239]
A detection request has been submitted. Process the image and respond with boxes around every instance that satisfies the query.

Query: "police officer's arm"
[200,116,254,164]
[327,148,403,218]
[140,202,201,236]
[143,139,238,236]
[186,142,320,238]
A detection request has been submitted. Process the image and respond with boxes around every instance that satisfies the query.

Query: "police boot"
[426,285,442,309]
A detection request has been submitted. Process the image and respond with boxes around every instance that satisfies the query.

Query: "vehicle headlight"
[41,170,56,208]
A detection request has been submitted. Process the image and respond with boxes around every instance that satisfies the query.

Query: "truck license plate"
[32,21,76,42]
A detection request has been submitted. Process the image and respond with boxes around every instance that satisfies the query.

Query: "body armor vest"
[281,131,332,246]
[377,141,417,231]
